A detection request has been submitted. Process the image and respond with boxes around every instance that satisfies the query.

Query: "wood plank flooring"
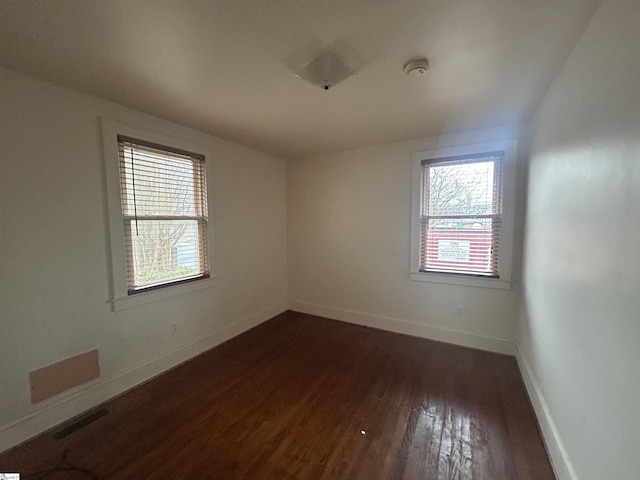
[0,311,555,479]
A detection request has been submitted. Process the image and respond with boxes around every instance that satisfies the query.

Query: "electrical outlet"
[171,323,178,334]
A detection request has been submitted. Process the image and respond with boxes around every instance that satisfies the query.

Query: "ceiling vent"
[295,53,356,90]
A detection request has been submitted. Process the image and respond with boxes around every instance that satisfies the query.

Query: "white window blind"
[118,135,210,293]
[420,151,504,277]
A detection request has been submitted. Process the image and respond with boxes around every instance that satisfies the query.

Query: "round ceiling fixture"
[404,58,429,76]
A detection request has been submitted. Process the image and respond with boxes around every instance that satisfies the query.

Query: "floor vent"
[52,407,109,440]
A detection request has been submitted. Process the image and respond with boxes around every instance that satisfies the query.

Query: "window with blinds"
[118,135,210,293]
[419,151,504,277]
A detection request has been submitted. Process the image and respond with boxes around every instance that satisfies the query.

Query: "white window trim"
[409,139,517,290]
[101,118,217,311]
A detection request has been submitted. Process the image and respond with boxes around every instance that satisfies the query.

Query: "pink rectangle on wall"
[29,349,100,404]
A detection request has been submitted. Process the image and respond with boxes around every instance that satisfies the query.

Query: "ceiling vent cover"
[295,53,356,90]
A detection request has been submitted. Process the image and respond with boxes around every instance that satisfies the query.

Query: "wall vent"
[52,407,109,440]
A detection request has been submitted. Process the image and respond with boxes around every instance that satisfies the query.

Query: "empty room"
[0,0,638,479]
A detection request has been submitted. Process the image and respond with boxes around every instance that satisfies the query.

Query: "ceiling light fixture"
[295,53,356,91]
[404,58,429,76]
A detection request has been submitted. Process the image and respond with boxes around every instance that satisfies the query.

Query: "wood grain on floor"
[0,311,555,479]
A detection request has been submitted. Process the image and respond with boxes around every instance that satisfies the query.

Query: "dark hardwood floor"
[0,311,554,479]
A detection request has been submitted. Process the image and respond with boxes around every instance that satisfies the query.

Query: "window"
[420,151,503,276]
[102,119,216,310]
[118,136,210,293]
[410,141,516,289]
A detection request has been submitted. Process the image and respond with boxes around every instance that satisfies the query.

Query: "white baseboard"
[0,303,287,454]
[515,346,577,480]
[290,301,516,355]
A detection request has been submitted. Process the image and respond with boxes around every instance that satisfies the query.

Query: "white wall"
[288,127,526,353]
[0,67,288,451]
[518,1,640,479]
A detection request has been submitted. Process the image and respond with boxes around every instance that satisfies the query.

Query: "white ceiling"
[0,0,599,159]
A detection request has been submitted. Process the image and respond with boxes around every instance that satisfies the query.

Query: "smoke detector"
[295,53,356,90]
[404,58,429,76]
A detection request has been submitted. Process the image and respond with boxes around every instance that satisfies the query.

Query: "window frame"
[410,140,517,290]
[102,118,217,311]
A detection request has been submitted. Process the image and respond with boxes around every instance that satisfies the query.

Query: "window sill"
[110,276,218,312]
[409,272,512,290]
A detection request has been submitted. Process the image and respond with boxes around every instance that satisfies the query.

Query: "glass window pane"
[427,161,494,216]
[129,219,201,288]
[122,146,196,217]
[421,218,495,274]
